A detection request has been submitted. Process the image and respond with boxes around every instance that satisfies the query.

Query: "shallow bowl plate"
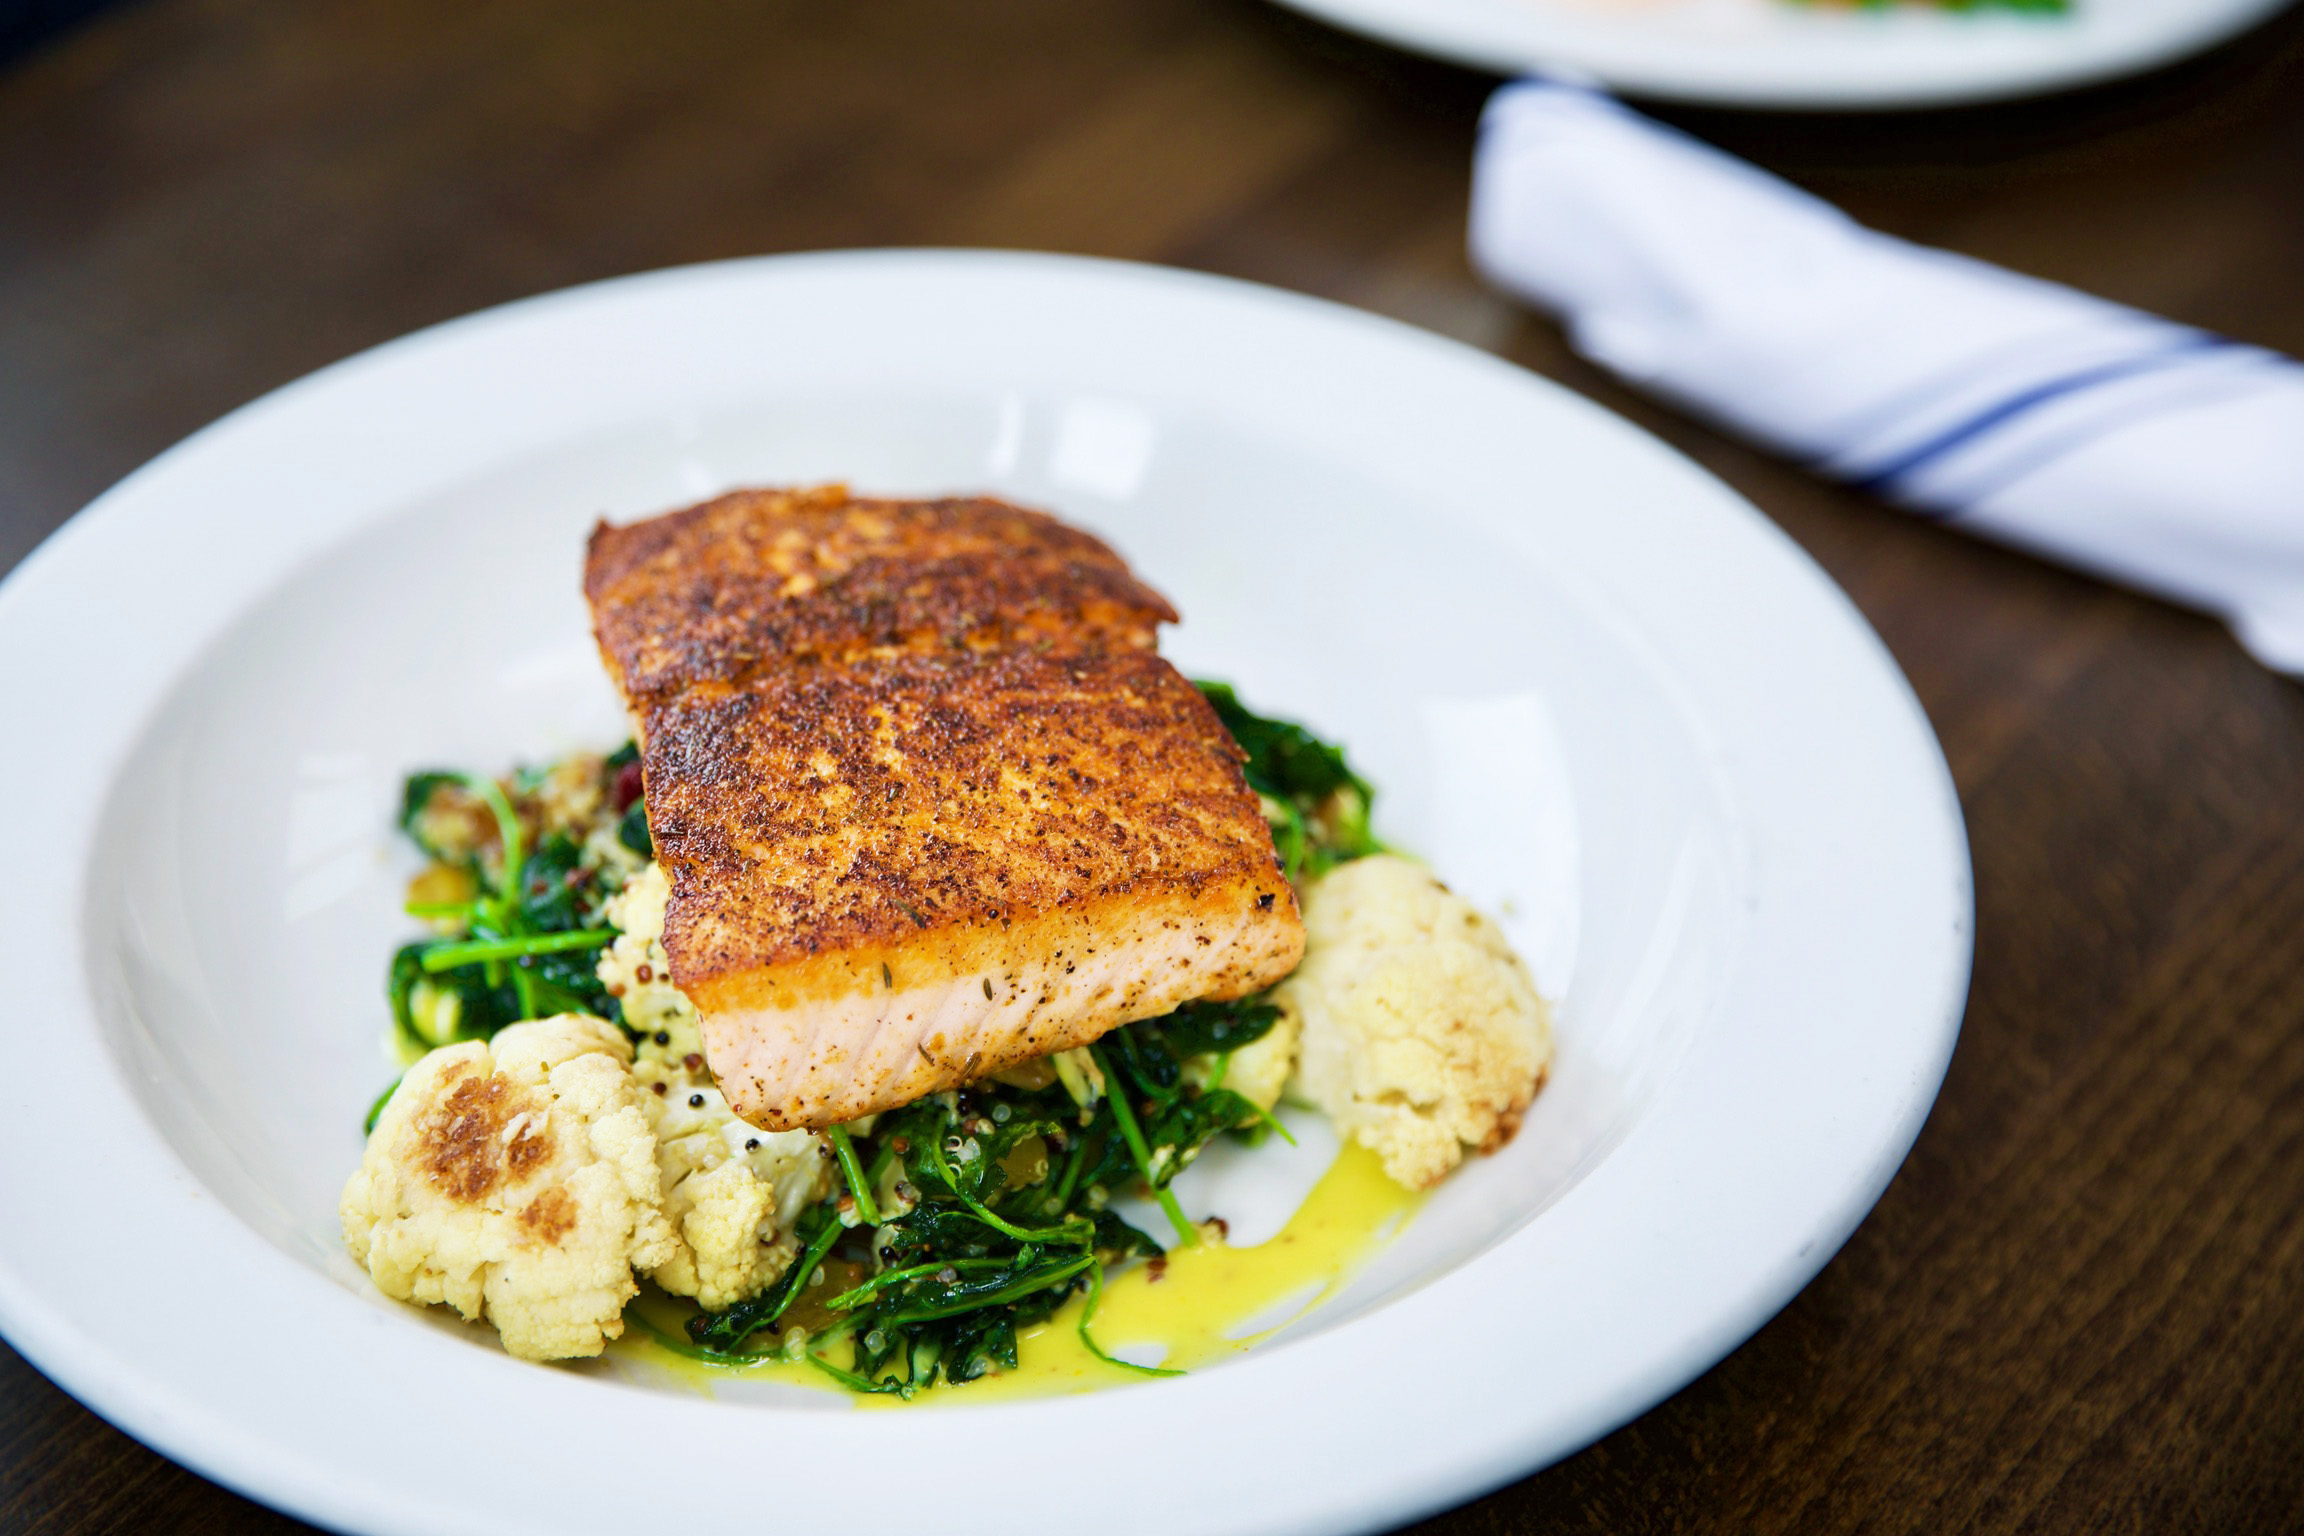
[1273,0,2292,108]
[0,251,1968,1536]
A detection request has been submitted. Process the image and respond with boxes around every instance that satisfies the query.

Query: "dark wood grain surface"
[6,1,2304,1531]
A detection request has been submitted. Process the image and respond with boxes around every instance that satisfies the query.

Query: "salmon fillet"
[584,486,1305,1131]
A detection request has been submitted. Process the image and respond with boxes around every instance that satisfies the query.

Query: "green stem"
[461,772,525,904]
[793,1320,903,1395]
[924,1134,1092,1246]
[827,1125,881,1226]
[864,1134,901,1192]
[691,1213,843,1352]
[1237,1096,1298,1147]
[769,1219,846,1328]
[804,1345,905,1397]
[511,964,541,1020]
[629,1307,782,1366]
[881,1253,1094,1326]
[1090,1042,1197,1248]
[419,929,616,971]
[962,1197,1091,1247]
[1077,1259,1183,1378]
[403,900,476,921]
[1045,1128,1091,1214]
[823,1258,1013,1313]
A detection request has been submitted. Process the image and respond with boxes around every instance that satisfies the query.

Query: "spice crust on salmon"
[584,487,1305,1131]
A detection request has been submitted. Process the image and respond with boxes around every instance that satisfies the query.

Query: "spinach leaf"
[1195,680,1378,879]
[1197,681,1361,803]
[618,800,652,856]
[1153,996,1281,1060]
[515,834,590,932]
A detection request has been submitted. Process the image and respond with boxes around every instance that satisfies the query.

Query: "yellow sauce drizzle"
[612,1140,1420,1403]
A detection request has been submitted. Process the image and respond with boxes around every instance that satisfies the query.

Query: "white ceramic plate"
[1274,0,2292,107]
[0,251,1967,1536]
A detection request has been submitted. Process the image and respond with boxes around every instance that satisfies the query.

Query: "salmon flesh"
[584,486,1305,1130]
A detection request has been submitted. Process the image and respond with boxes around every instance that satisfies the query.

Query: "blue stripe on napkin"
[1851,332,2235,498]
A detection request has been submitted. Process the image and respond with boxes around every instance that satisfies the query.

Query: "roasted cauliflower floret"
[599,860,700,1051]
[340,1014,678,1361]
[642,1055,833,1309]
[602,861,837,1309]
[1282,854,1551,1190]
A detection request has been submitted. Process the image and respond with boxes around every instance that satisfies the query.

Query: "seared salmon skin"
[584,486,1305,1131]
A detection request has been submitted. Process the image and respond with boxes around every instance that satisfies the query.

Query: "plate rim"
[0,248,1972,1536]
[1268,0,2296,108]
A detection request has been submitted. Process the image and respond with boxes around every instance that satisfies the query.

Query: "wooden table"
[6,1,2304,1530]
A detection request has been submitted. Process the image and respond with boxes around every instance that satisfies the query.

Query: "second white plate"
[1274,0,2292,107]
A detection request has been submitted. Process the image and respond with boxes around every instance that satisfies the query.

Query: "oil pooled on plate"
[614,1140,1420,1402]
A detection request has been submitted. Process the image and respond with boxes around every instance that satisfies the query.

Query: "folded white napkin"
[1468,78,2304,673]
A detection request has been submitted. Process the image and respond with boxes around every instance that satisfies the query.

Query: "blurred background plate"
[1271,0,2296,106]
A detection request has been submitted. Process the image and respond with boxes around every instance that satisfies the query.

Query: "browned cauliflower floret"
[1282,854,1552,1189]
[340,1015,677,1361]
